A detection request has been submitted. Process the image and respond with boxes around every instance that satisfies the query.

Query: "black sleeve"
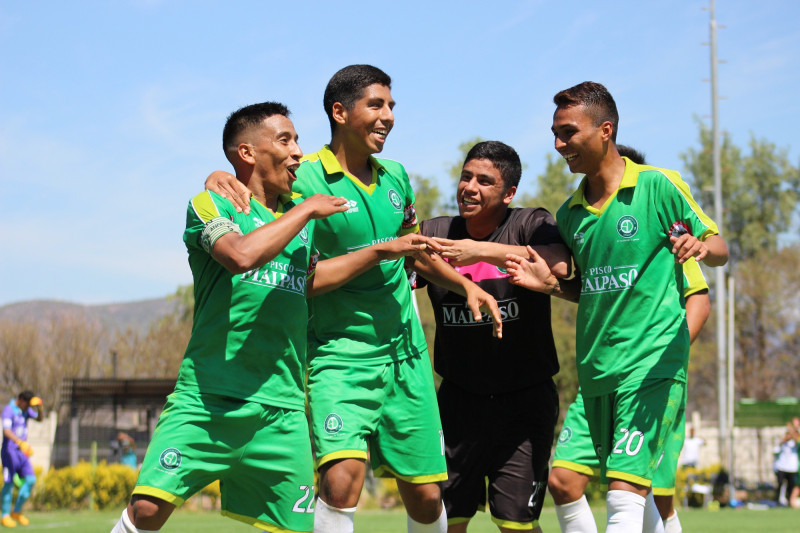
[517,208,564,247]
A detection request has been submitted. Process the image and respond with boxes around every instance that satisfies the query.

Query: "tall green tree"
[734,244,800,400]
[680,119,800,413]
[680,118,800,264]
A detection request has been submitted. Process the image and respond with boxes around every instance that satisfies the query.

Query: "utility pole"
[709,3,737,499]
[707,0,730,479]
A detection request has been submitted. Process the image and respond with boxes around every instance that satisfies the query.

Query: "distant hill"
[0,298,177,334]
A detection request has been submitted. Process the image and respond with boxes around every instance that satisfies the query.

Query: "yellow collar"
[567,156,640,209]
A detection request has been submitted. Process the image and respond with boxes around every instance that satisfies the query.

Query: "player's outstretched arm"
[212,194,347,274]
[309,234,440,298]
[409,251,503,338]
[206,170,252,214]
[432,238,571,277]
[670,233,728,267]
[505,246,580,302]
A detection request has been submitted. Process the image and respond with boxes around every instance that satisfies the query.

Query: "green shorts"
[307,354,447,483]
[652,392,687,495]
[134,391,315,533]
[584,379,685,487]
[552,391,600,477]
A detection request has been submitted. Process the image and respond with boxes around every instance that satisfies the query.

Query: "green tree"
[680,118,800,263]
[409,173,441,222]
[734,245,800,400]
[680,119,800,413]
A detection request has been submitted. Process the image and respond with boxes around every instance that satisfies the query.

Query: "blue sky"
[1,0,798,306]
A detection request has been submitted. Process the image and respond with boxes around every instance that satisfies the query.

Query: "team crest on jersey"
[616,215,638,238]
[158,447,182,470]
[324,413,344,435]
[299,226,309,244]
[387,189,403,210]
[558,426,573,444]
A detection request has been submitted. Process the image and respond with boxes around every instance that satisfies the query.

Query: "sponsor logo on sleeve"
[669,221,690,238]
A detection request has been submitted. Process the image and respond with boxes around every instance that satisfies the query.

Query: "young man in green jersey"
[205,66,502,533]
[505,82,728,533]
[112,102,439,533]
[546,146,712,533]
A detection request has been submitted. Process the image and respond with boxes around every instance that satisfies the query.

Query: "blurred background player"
[205,65,502,533]
[505,81,728,533]
[1,390,43,528]
[416,140,569,532]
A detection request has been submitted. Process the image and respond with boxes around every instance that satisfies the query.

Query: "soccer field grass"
[16,506,800,532]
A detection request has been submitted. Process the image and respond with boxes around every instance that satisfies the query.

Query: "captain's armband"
[201,217,243,253]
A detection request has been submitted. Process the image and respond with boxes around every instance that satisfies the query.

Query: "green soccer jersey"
[556,157,719,398]
[179,190,317,410]
[294,145,427,364]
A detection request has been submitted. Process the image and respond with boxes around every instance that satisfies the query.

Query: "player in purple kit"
[2,390,43,528]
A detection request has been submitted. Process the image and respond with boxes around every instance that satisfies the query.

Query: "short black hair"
[616,144,647,165]
[222,102,290,155]
[463,141,522,190]
[18,390,35,402]
[323,65,391,134]
[553,81,619,143]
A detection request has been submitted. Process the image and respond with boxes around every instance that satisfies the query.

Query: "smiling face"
[457,158,515,224]
[336,83,395,155]
[248,114,303,196]
[551,104,610,177]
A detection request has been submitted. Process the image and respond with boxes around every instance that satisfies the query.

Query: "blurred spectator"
[773,422,799,507]
[111,432,138,469]
[679,426,704,469]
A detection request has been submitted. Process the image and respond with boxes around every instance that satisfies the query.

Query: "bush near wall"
[28,462,223,511]
[31,461,137,510]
